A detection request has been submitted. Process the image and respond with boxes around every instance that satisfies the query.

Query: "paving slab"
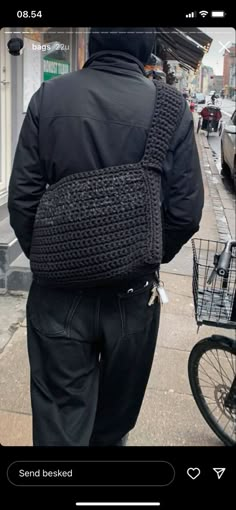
[0,410,32,446]
[128,390,222,446]
[148,347,192,395]
[0,293,27,352]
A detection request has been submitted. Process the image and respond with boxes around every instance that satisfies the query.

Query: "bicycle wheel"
[188,335,236,446]
[197,118,201,133]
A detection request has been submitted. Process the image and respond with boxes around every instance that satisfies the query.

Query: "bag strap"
[142,80,185,172]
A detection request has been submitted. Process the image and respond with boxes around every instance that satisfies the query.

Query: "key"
[148,285,159,306]
[157,285,169,304]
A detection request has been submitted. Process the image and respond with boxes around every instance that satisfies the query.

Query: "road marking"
[222,111,232,118]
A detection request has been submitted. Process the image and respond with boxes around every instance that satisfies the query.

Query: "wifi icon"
[199,10,208,17]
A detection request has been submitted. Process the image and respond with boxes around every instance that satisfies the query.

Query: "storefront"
[0,27,88,210]
[0,29,11,207]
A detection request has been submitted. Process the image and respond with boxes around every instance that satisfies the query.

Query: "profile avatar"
[7,38,24,56]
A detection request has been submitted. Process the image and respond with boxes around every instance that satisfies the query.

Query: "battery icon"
[211,11,225,17]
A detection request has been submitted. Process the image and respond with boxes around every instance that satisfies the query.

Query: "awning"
[154,27,212,71]
[177,27,212,48]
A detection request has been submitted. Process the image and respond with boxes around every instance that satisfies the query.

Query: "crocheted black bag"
[30,81,184,286]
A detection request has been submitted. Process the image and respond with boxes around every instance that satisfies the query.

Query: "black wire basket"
[192,239,236,329]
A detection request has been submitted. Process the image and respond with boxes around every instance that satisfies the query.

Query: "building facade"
[0,27,88,211]
[213,75,224,94]
[223,44,236,97]
[0,27,88,291]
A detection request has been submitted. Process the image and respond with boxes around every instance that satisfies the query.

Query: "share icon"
[213,468,226,480]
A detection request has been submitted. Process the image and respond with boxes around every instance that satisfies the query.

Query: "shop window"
[42,27,71,81]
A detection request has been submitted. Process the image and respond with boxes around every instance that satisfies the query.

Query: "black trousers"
[26,276,160,446]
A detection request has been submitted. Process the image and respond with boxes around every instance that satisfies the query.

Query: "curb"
[196,129,232,242]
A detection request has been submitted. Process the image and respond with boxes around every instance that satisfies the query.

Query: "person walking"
[8,27,204,446]
[189,99,195,113]
[211,91,216,104]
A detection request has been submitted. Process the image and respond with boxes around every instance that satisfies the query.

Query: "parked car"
[221,110,236,190]
[195,93,206,104]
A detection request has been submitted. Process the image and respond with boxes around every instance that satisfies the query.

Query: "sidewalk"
[0,127,235,446]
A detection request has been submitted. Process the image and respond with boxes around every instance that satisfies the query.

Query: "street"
[221,98,236,118]
[196,98,235,194]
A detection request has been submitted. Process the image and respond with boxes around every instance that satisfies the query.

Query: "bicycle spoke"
[202,396,217,403]
[200,352,224,378]
[205,403,219,414]
[205,349,232,385]
[215,350,230,382]
[198,364,222,386]
[197,375,219,386]
[205,350,231,385]
[215,409,224,424]
[223,350,235,375]
[222,418,236,441]
[222,416,233,432]
[204,394,235,440]
[204,398,222,409]
[197,382,215,388]
[214,350,232,384]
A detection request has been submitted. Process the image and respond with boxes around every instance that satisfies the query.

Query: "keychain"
[157,281,169,304]
[148,279,169,306]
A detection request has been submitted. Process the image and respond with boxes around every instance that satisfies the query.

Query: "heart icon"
[187,467,201,480]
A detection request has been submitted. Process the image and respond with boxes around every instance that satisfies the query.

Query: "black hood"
[88,27,156,65]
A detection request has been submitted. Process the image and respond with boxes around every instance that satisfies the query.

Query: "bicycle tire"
[188,335,236,446]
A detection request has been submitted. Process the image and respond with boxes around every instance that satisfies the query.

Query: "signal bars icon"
[186,12,196,18]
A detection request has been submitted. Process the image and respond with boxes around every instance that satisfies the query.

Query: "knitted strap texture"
[30,81,184,286]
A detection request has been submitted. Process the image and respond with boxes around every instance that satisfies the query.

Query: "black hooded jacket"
[8,28,204,269]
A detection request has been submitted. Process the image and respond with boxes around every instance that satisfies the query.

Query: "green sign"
[43,57,70,81]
